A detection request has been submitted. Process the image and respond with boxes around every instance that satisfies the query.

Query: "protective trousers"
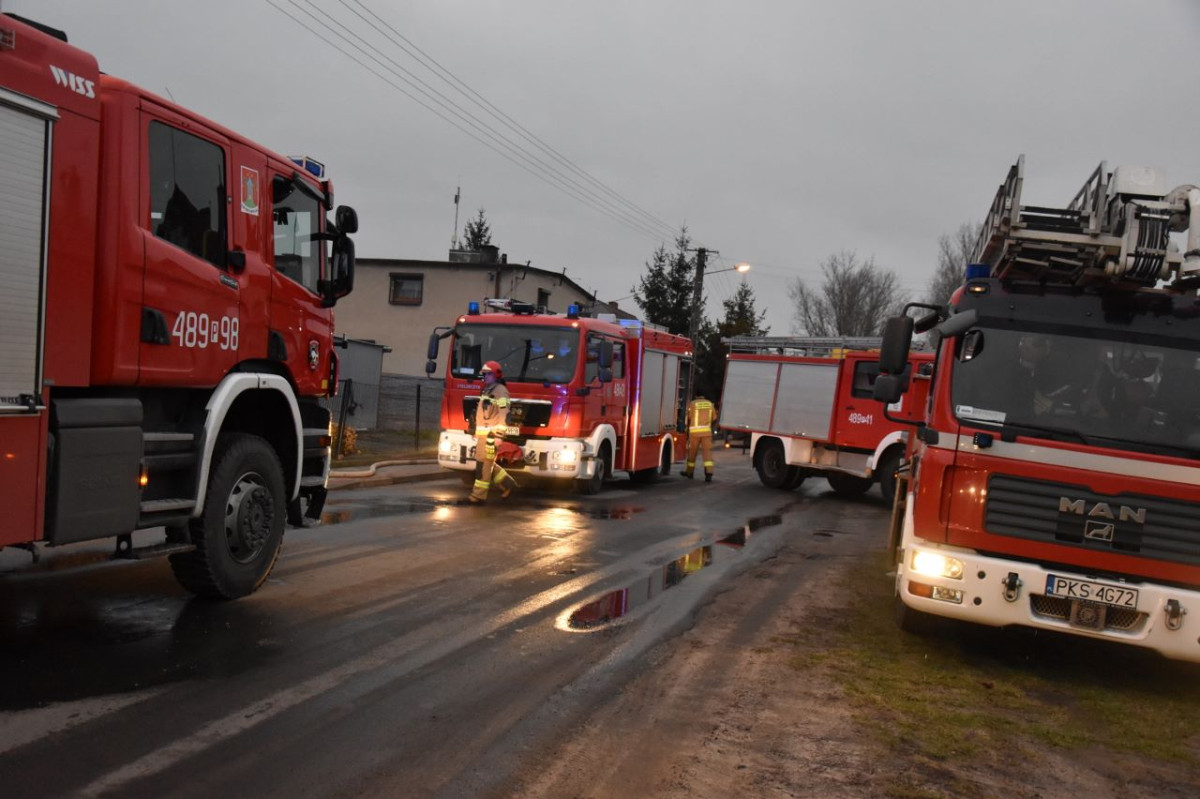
[685,432,713,479]
[470,431,516,502]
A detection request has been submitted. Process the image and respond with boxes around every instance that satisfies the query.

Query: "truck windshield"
[951,327,1200,456]
[451,324,580,384]
[272,177,324,295]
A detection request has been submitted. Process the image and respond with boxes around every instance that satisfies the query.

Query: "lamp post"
[683,248,750,405]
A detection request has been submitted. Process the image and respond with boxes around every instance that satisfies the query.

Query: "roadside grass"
[794,550,1200,769]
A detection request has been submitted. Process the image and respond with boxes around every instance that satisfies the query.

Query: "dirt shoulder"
[512,532,1200,798]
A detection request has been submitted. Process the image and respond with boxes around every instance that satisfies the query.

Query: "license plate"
[1045,574,1138,609]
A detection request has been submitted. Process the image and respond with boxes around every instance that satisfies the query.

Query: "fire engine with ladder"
[874,155,1200,661]
[0,15,357,598]
[427,299,692,493]
[718,336,933,503]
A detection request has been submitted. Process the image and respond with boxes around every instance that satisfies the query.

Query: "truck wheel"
[577,443,609,495]
[631,440,671,485]
[169,433,286,600]
[783,467,807,490]
[659,440,672,475]
[755,439,791,488]
[826,470,873,496]
[877,448,902,504]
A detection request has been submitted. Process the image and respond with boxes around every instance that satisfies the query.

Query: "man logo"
[49,64,96,98]
[1084,520,1116,543]
[1058,497,1147,525]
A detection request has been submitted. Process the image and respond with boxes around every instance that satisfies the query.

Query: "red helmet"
[480,360,503,377]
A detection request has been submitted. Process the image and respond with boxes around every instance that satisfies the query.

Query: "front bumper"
[436,430,597,480]
[897,523,1200,663]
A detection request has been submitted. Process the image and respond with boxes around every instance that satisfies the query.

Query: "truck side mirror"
[336,205,359,235]
[322,236,355,308]
[597,340,613,369]
[879,315,913,375]
[426,332,441,361]
[597,366,613,384]
[873,374,905,404]
[425,359,438,376]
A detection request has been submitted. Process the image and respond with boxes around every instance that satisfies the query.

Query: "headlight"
[552,449,578,464]
[439,438,454,454]
[910,550,964,580]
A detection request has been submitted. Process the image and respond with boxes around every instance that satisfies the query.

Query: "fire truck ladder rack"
[970,155,1183,286]
[723,336,883,357]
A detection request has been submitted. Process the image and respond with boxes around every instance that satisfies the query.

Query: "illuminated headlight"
[439,438,454,454]
[552,450,578,464]
[910,550,965,580]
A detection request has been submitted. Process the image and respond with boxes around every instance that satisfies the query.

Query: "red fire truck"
[0,15,357,598]
[427,300,692,492]
[874,156,1200,661]
[718,337,933,502]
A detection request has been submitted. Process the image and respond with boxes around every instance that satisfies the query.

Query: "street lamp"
[684,249,751,404]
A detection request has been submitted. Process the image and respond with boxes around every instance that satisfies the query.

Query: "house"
[334,247,629,376]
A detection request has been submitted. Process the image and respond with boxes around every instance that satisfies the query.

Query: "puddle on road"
[560,513,783,631]
[321,499,644,526]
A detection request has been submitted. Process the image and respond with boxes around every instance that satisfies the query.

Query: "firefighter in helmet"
[683,391,717,482]
[469,360,518,503]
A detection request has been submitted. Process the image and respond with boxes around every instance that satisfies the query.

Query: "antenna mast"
[450,185,461,249]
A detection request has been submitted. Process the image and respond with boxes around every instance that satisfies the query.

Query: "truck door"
[267,168,331,397]
[834,355,906,451]
[139,112,241,384]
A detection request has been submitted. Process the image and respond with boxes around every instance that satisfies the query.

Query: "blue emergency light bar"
[567,304,580,319]
[288,156,326,179]
[965,263,991,280]
[467,301,481,315]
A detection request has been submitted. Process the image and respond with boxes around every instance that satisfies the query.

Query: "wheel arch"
[193,373,303,514]
[869,431,908,473]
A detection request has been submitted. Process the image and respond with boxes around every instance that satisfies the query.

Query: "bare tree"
[789,251,908,337]
[926,222,982,306]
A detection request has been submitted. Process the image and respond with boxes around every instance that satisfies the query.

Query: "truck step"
[116,541,196,560]
[140,498,196,513]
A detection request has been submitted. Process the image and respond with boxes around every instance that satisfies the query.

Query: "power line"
[341,0,679,239]
[263,0,679,244]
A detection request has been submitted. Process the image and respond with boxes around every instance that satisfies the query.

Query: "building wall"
[334,259,602,376]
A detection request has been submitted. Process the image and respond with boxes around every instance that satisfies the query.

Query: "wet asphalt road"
[0,450,889,798]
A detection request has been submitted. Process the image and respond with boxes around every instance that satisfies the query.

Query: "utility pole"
[684,246,715,407]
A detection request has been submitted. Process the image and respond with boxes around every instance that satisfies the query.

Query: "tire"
[170,433,287,600]
[577,443,609,495]
[826,470,874,496]
[876,447,902,504]
[894,592,943,637]
[755,439,791,489]
[659,440,672,476]
[783,467,807,490]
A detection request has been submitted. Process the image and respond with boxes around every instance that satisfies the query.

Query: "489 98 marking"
[173,312,239,351]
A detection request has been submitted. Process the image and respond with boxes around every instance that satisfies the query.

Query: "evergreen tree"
[632,227,697,335]
[461,208,492,250]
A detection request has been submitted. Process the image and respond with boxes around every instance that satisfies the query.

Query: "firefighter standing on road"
[469,361,518,503]
[683,392,717,482]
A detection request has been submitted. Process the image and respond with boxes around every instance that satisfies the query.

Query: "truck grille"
[1029,594,1147,632]
[985,475,1200,567]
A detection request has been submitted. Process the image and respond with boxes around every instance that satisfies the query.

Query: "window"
[272,175,325,295]
[536,288,551,311]
[389,273,424,305]
[149,122,227,267]
[851,360,910,398]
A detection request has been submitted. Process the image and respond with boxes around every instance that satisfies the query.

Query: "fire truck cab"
[874,156,1200,662]
[429,300,692,493]
[0,14,356,598]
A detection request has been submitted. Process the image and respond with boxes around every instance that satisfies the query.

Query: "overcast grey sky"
[8,0,1200,335]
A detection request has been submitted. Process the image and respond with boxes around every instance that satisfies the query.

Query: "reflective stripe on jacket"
[687,398,716,433]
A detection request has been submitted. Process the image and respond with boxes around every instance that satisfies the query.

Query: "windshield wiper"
[1000,420,1094,447]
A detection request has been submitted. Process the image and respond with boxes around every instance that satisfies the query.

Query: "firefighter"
[469,360,518,503]
[683,391,717,482]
